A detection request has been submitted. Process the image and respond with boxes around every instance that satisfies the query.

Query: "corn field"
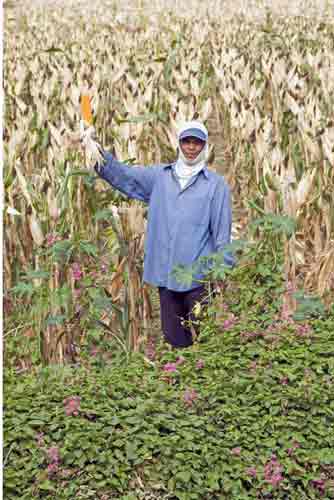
[4,0,334,363]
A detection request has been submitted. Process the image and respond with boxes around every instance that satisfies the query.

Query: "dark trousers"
[158,285,209,348]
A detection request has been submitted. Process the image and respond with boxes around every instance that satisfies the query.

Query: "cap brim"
[179,128,207,142]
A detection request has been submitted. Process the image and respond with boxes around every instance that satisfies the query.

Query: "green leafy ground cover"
[4,216,334,499]
[4,268,334,499]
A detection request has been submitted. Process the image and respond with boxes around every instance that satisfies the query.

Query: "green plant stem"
[4,322,33,338]
[4,442,15,468]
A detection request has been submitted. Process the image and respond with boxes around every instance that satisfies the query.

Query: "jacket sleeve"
[95,151,157,204]
[209,179,235,268]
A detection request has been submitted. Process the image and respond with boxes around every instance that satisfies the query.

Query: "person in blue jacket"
[95,121,234,348]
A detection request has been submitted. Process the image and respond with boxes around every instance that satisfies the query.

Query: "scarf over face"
[175,121,209,189]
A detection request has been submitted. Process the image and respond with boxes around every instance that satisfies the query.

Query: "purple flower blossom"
[47,446,60,464]
[47,462,59,476]
[71,263,83,281]
[269,472,284,486]
[163,362,177,372]
[240,330,264,341]
[296,324,312,337]
[264,455,284,487]
[63,396,81,416]
[222,315,236,330]
[183,388,198,406]
[246,467,257,478]
[231,447,241,456]
[311,479,326,495]
[101,263,108,273]
[46,233,61,247]
[280,299,294,321]
[90,345,99,357]
[196,359,205,369]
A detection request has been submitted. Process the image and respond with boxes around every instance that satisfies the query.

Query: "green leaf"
[24,270,50,280]
[46,314,66,326]
[176,470,192,482]
[39,480,55,491]
[11,282,35,297]
[79,241,98,258]
[42,47,65,54]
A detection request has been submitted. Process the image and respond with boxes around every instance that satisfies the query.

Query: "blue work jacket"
[96,152,234,291]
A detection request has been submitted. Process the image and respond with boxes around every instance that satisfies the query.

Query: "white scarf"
[175,144,209,189]
[174,121,209,189]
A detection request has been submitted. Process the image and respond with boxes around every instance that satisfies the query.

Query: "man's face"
[180,136,205,161]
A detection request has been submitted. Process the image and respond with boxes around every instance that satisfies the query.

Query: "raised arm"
[95,151,157,204]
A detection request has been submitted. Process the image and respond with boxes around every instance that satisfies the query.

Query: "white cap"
[177,121,208,142]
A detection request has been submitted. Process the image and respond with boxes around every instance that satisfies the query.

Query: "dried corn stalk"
[3,0,334,336]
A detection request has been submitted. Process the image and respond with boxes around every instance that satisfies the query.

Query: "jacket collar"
[163,162,209,179]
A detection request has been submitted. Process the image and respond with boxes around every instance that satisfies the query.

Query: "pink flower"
[183,388,198,406]
[47,446,60,464]
[46,233,61,247]
[311,479,326,495]
[222,316,236,329]
[101,263,108,273]
[296,324,312,337]
[196,359,205,369]
[246,467,257,478]
[231,447,241,456]
[269,472,284,486]
[47,462,59,476]
[280,300,294,321]
[264,455,284,487]
[163,362,177,372]
[71,263,83,281]
[63,396,81,416]
[176,356,185,366]
[90,345,99,356]
[279,376,289,385]
[241,330,264,341]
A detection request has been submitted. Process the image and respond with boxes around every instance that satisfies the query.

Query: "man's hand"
[79,120,105,169]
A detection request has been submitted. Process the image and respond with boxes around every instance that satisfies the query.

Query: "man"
[94,121,234,348]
